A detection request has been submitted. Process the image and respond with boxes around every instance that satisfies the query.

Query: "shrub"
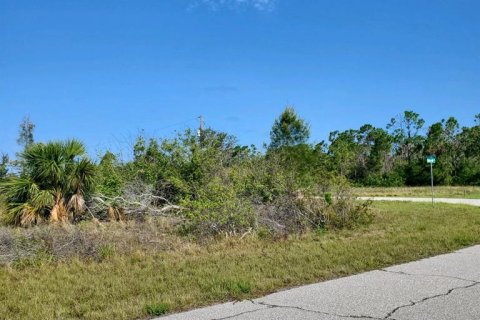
[362,172,405,187]
[0,140,96,226]
[257,193,311,234]
[180,182,256,238]
[258,187,373,234]
[322,194,374,229]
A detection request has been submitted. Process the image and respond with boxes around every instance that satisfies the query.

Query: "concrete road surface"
[358,197,480,206]
[158,245,480,320]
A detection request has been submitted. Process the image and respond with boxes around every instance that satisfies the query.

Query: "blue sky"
[1,0,479,159]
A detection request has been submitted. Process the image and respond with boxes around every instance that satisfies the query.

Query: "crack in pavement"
[212,269,480,320]
[381,269,479,284]
[255,301,382,320]
[383,282,480,320]
[380,269,480,319]
[212,300,382,320]
[211,302,268,320]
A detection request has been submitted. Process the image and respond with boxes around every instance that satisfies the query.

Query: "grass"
[145,303,169,317]
[1,201,480,319]
[354,186,480,199]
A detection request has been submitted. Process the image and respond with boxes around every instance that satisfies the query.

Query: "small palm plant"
[0,140,95,226]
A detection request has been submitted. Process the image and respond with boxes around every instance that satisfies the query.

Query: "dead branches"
[88,181,183,221]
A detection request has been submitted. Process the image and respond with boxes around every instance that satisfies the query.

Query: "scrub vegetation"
[1,109,375,236]
[1,109,479,231]
[0,109,479,319]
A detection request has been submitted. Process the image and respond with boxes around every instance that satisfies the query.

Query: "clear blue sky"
[1,0,479,159]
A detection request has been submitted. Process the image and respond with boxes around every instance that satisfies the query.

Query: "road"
[158,197,480,320]
[357,196,480,206]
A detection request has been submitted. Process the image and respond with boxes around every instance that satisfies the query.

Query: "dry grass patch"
[354,186,480,199]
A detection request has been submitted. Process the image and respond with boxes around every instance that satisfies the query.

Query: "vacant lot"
[354,186,480,199]
[1,202,480,320]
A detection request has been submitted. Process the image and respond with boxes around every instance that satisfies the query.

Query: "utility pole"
[199,115,204,134]
[198,115,204,144]
[197,116,205,137]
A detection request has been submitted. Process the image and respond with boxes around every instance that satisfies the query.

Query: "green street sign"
[426,155,436,164]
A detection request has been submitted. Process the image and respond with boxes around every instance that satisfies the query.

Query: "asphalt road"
[158,245,480,320]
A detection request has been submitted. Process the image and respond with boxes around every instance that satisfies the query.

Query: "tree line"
[1,109,479,188]
[265,108,479,187]
[326,110,480,186]
[0,108,478,231]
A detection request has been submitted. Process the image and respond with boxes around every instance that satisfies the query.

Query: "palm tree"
[0,140,95,226]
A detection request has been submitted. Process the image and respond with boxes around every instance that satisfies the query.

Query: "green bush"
[362,172,405,187]
[230,154,291,203]
[180,181,256,237]
[325,197,374,229]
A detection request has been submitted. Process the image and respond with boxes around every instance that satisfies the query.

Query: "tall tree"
[386,110,426,185]
[96,152,124,197]
[387,110,425,163]
[17,116,35,149]
[456,114,480,184]
[352,125,393,177]
[328,125,393,183]
[269,107,310,149]
[328,129,358,177]
[425,117,460,184]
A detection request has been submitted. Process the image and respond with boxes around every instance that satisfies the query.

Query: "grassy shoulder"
[354,186,480,199]
[1,201,480,320]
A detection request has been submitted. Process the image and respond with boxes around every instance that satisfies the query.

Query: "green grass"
[1,202,480,319]
[354,186,480,199]
[145,303,169,317]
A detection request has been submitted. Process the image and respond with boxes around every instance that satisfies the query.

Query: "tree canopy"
[17,116,35,149]
[269,106,310,149]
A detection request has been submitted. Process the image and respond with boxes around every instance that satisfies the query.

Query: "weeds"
[145,303,169,316]
[222,280,253,297]
[98,244,116,261]
[0,219,184,266]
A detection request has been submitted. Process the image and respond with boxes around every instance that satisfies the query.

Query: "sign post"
[426,155,436,205]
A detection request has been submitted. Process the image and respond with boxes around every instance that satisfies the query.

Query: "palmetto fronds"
[0,140,95,226]
[68,193,86,215]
